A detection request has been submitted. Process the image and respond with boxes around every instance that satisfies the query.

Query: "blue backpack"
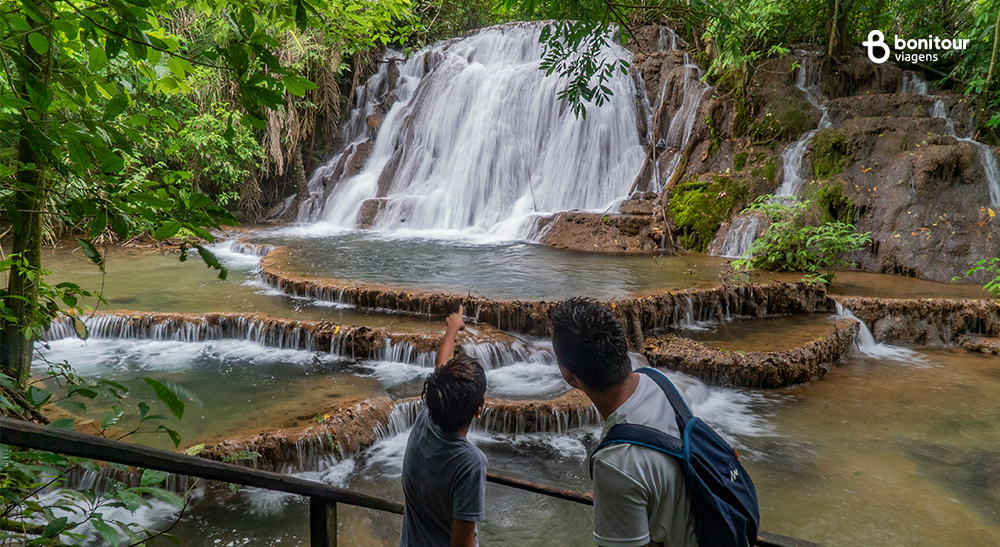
[589,367,760,547]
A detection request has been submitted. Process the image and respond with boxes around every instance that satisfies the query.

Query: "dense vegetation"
[1,0,997,543]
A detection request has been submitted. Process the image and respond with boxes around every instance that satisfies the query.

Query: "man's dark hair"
[550,297,631,392]
[423,354,487,433]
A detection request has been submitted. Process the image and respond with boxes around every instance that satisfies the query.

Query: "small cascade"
[931,100,1000,207]
[373,399,423,441]
[671,295,713,330]
[228,241,274,257]
[899,71,929,95]
[775,56,832,198]
[656,26,686,51]
[45,314,316,352]
[303,22,646,237]
[708,214,762,258]
[648,54,712,191]
[834,302,918,360]
[371,338,552,370]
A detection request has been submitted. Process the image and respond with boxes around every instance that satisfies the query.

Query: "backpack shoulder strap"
[590,423,683,478]
[589,368,693,478]
[634,367,693,426]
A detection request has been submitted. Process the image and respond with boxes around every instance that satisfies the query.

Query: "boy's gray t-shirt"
[400,406,487,547]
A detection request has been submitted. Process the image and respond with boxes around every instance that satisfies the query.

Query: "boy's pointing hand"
[446,304,466,332]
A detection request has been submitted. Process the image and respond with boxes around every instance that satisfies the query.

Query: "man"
[401,304,489,547]
[551,297,697,547]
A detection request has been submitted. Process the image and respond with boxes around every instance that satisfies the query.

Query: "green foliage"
[811,129,851,179]
[0,255,104,343]
[732,197,872,282]
[168,103,265,206]
[965,257,1000,296]
[1,362,198,545]
[669,175,748,252]
[538,21,630,118]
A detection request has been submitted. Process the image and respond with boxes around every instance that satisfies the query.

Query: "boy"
[551,298,697,547]
[401,304,488,547]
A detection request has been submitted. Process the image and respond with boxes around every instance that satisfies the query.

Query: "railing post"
[310,498,337,547]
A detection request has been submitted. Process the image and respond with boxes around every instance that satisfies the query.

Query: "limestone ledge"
[643,319,861,388]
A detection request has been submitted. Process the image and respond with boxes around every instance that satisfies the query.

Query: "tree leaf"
[140,468,170,486]
[76,238,104,271]
[185,443,205,456]
[102,405,124,429]
[27,32,49,54]
[282,75,317,97]
[196,245,228,280]
[92,517,121,546]
[27,386,52,407]
[153,221,181,240]
[157,425,182,448]
[143,378,185,419]
[50,418,76,430]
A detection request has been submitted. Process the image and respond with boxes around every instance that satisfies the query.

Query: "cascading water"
[931,100,1000,207]
[647,54,712,191]
[300,23,646,238]
[707,214,762,258]
[834,302,918,360]
[899,71,929,95]
[775,55,832,198]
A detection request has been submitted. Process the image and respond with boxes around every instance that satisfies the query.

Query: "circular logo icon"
[863,30,890,64]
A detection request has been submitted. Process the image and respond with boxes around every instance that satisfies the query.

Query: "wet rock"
[356,198,388,228]
[366,113,386,136]
[959,336,1000,355]
[201,396,394,470]
[642,319,859,388]
[536,211,667,252]
[837,297,1000,346]
[619,199,655,215]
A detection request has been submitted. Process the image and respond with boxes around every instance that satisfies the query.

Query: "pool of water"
[685,313,843,352]
[252,228,993,301]
[35,336,569,450]
[50,346,1000,547]
[40,242,443,333]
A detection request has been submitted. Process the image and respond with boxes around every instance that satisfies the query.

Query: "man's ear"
[474,405,483,420]
[559,366,584,390]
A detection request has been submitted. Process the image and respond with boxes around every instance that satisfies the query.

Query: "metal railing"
[0,417,819,547]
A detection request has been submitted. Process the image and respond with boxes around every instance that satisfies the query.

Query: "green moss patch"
[669,175,749,252]
[749,98,815,145]
[809,183,855,224]
[811,129,852,179]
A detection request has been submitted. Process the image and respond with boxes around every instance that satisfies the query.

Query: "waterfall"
[899,71,929,95]
[931,100,1000,207]
[834,302,918,360]
[708,214,762,258]
[301,22,646,238]
[775,56,832,198]
[648,54,712,191]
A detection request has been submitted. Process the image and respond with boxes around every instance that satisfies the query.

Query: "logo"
[863,30,969,64]
[863,31,891,63]
[730,469,739,481]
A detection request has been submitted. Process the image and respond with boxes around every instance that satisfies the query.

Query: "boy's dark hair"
[550,297,631,392]
[423,354,487,433]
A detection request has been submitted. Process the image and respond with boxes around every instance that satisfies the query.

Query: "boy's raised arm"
[436,304,465,368]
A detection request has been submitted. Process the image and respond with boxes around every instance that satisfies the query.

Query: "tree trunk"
[827,0,844,58]
[1,9,52,388]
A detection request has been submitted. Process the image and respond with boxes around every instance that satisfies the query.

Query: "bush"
[732,197,871,282]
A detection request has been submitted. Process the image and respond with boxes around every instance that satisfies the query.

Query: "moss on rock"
[669,175,749,252]
[811,128,851,179]
[749,98,815,145]
[810,183,856,224]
